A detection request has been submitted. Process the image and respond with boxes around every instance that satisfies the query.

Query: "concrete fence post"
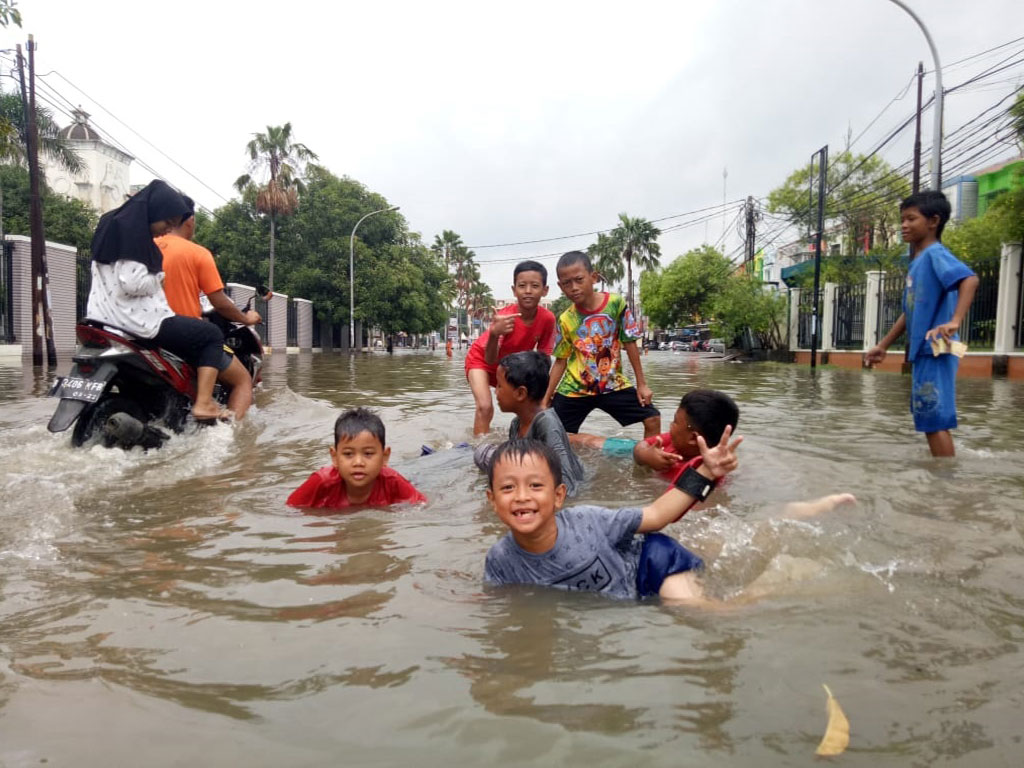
[294,298,313,350]
[268,292,288,351]
[864,271,883,350]
[822,282,838,351]
[993,242,1022,355]
[788,287,801,350]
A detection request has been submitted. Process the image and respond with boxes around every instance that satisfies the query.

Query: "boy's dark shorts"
[552,389,660,433]
[636,533,704,597]
[910,354,958,433]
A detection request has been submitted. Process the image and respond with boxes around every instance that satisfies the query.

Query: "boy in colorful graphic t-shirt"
[542,251,661,437]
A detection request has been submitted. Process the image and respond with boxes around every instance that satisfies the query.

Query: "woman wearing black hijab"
[87,179,229,420]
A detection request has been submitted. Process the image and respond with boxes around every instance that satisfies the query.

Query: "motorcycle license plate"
[56,376,107,403]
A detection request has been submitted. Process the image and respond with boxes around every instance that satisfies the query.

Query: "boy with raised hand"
[287,408,426,510]
[465,260,556,435]
[474,350,586,496]
[865,191,979,457]
[543,251,660,439]
[484,429,741,603]
[572,389,738,483]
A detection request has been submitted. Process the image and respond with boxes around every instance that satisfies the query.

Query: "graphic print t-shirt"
[552,293,641,397]
[903,242,975,361]
[484,505,644,599]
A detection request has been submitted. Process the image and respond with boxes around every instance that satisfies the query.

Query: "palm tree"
[431,230,464,341]
[0,92,83,174]
[234,123,317,292]
[587,231,625,289]
[609,213,661,316]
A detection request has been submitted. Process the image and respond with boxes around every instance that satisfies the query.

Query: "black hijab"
[90,179,191,273]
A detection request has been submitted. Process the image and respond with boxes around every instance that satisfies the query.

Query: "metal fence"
[958,266,998,349]
[876,271,905,349]
[286,300,297,347]
[312,315,321,348]
[1,241,14,342]
[253,293,269,344]
[797,289,822,348]
[833,282,865,349]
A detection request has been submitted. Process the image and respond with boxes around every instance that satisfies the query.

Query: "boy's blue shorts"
[911,354,959,433]
[602,436,638,457]
[636,533,704,597]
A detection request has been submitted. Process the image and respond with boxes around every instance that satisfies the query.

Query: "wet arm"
[208,289,253,325]
[638,464,715,532]
[542,358,567,408]
[483,331,501,366]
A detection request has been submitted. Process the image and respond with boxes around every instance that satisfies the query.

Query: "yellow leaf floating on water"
[815,684,850,757]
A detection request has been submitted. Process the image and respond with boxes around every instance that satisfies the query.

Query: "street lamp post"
[887,0,943,190]
[349,205,400,352]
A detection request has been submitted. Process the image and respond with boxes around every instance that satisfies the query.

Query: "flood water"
[1,350,1023,767]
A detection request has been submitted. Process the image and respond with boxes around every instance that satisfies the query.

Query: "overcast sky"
[4,0,1022,299]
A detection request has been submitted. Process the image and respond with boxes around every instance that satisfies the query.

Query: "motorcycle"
[48,292,265,450]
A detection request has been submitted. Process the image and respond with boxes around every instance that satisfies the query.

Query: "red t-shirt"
[465,305,556,381]
[286,465,426,510]
[643,432,702,484]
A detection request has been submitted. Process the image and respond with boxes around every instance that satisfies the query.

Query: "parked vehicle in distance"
[658,341,669,351]
[670,341,686,351]
[708,338,725,353]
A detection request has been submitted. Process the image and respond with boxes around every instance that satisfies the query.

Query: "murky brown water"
[1,350,1023,766]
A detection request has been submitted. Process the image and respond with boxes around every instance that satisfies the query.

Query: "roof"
[970,155,1023,177]
[57,107,103,141]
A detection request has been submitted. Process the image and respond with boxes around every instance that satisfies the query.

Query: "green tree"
[710,274,788,349]
[607,213,661,315]
[0,163,95,249]
[767,151,910,258]
[0,0,21,27]
[640,244,732,329]
[234,123,317,292]
[550,294,572,317]
[0,92,83,174]
[587,231,624,288]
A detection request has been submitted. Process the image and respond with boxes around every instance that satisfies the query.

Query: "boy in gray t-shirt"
[484,429,742,602]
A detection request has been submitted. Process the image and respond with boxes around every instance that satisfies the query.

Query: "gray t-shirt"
[484,505,644,600]
[509,409,586,497]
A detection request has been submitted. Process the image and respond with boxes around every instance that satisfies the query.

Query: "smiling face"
[486,451,566,553]
[669,407,701,459]
[555,262,598,307]
[512,270,549,311]
[900,205,938,247]
[330,430,390,502]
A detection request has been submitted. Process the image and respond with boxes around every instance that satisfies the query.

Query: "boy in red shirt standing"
[287,408,425,510]
[465,260,556,435]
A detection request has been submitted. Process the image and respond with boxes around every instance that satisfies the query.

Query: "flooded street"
[1,350,1023,766]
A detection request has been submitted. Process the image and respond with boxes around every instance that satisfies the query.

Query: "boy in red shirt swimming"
[465,260,556,435]
[287,408,425,510]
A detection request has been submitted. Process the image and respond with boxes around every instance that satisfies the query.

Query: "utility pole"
[17,37,56,366]
[912,61,923,193]
[743,196,758,271]
[809,146,828,370]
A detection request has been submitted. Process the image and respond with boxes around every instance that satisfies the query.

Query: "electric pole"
[809,146,828,370]
[912,61,923,194]
[17,36,56,366]
[743,196,758,271]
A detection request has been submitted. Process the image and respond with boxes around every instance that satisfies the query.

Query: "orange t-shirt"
[155,234,224,318]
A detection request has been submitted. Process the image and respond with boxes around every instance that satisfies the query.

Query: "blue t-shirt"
[484,505,644,600]
[904,242,975,361]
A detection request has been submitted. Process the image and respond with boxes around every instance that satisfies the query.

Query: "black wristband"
[673,467,716,501]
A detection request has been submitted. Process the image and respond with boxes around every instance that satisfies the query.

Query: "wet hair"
[499,351,550,402]
[680,389,739,445]
[486,438,563,489]
[513,260,548,285]
[556,250,592,273]
[900,190,951,239]
[334,407,386,448]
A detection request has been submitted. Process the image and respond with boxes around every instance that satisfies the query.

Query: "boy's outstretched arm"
[926,275,979,342]
[865,314,906,365]
[633,436,682,471]
[623,340,653,405]
[638,426,742,533]
[542,358,567,409]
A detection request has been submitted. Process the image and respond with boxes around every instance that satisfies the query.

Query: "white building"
[43,108,133,215]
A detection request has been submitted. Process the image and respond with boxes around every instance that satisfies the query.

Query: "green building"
[976,156,1023,215]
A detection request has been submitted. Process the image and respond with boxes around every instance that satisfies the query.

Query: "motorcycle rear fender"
[47,361,118,433]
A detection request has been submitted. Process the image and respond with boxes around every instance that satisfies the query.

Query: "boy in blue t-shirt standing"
[865,191,979,457]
